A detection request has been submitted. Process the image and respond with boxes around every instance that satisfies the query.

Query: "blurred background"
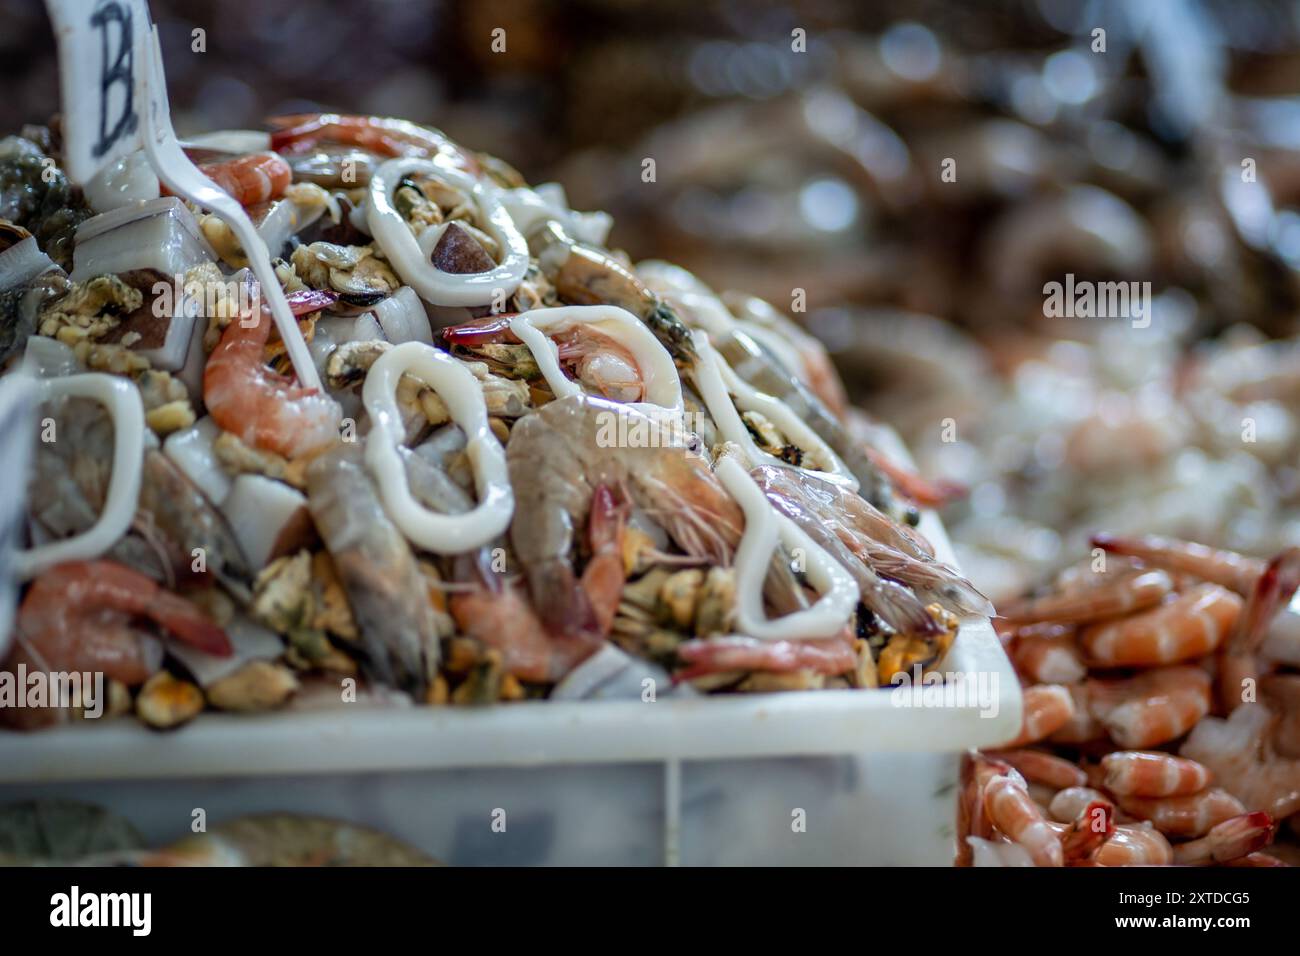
[7,0,1300,601]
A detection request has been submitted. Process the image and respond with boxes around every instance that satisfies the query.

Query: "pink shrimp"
[1049,786,1117,824]
[1182,703,1300,822]
[674,634,857,681]
[1000,683,1075,747]
[957,753,1013,865]
[449,582,599,684]
[1092,823,1173,866]
[999,569,1174,626]
[1171,812,1274,866]
[1086,666,1211,749]
[2,561,231,729]
[1218,547,1300,713]
[1227,852,1291,867]
[1006,624,1086,684]
[268,113,478,174]
[1049,801,1115,863]
[983,773,1063,867]
[1091,533,1266,596]
[1100,751,1212,797]
[1079,583,1242,667]
[204,294,342,459]
[987,749,1088,790]
[1047,683,1107,744]
[1114,787,1246,838]
[199,152,291,206]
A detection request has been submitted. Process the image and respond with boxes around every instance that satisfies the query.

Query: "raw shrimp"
[198,153,291,206]
[1079,583,1242,666]
[999,569,1174,625]
[674,633,858,681]
[449,581,592,684]
[986,749,1087,789]
[751,463,990,628]
[506,394,743,642]
[1087,666,1212,749]
[1171,812,1274,865]
[531,220,699,365]
[1092,823,1173,866]
[1006,624,1086,684]
[1091,533,1266,596]
[2,561,230,728]
[983,773,1063,867]
[268,113,477,174]
[440,314,651,404]
[1100,751,1212,798]
[1114,787,1246,838]
[306,443,440,695]
[1182,703,1300,821]
[204,293,342,459]
[1001,683,1075,747]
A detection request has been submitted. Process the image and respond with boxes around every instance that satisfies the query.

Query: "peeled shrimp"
[1219,547,1300,713]
[1049,787,1116,824]
[1079,583,1242,666]
[1182,703,1300,821]
[449,581,590,684]
[199,152,291,206]
[1051,801,1115,863]
[986,749,1087,790]
[1006,624,1086,684]
[506,395,743,642]
[999,569,1174,625]
[1091,533,1266,596]
[983,773,1063,867]
[1001,683,1075,747]
[1092,823,1173,866]
[1114,788,1246,838]
[1100,751,1212,798]
[204,294,342,459]
[1171,812,1274,865]
[1088,666,1212,750]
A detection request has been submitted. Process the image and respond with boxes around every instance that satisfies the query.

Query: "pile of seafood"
[0,113,990,730]
[962,534,1300,867]
[0,799,436,866]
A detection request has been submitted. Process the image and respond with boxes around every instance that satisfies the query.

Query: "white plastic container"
[0,419,1020,864]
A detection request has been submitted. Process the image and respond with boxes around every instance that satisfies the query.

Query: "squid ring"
[367,158,530,307]
[363,341,513,553]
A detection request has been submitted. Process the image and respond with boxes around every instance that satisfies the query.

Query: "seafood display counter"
[0,430,1018,865]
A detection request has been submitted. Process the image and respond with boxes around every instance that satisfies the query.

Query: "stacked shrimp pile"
[962,535,1300,866]
[0,113,991,731]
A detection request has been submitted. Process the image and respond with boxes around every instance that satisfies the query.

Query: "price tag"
[45,0,151,185]
[44,0,323,390]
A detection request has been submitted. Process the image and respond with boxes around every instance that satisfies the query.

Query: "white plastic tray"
[0,427,1019,864]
